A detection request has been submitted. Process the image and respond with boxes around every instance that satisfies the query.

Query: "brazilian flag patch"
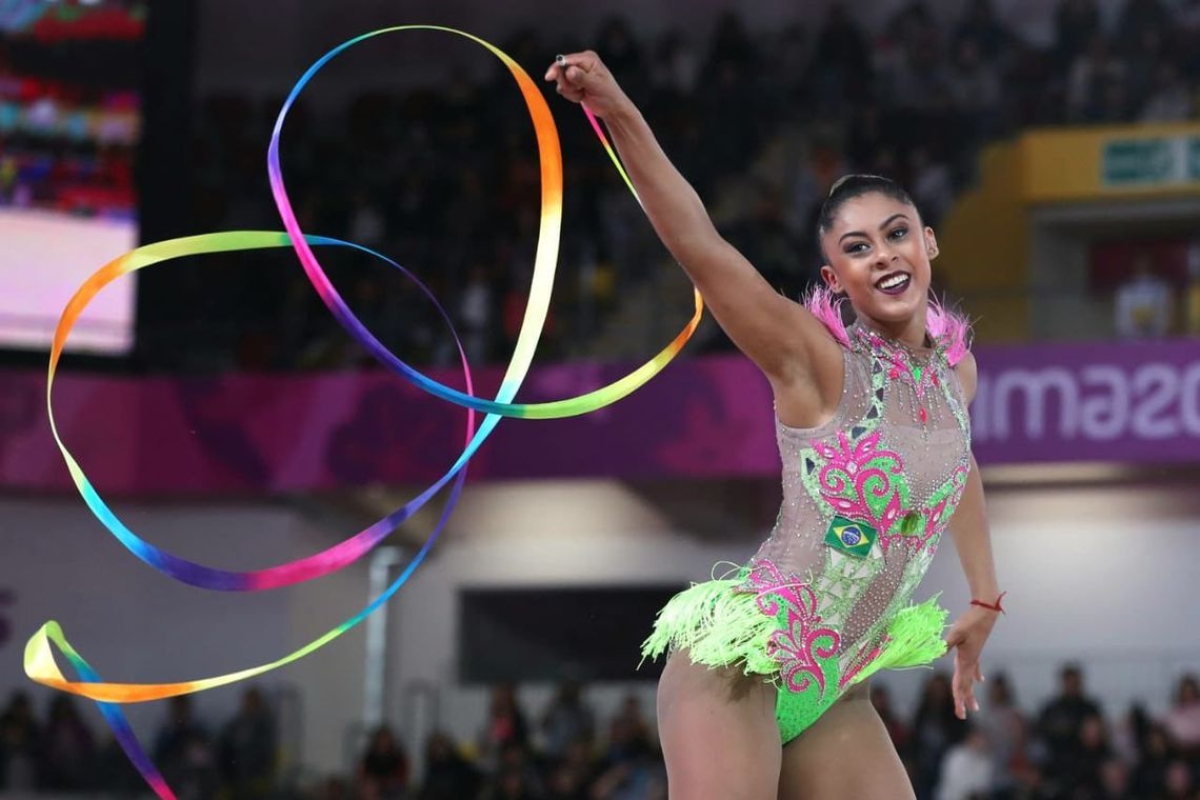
[824,516,877,558]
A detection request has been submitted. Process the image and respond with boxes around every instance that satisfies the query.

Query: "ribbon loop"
[27,26,703,800]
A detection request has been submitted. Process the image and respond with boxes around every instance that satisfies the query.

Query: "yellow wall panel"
[1021,123,1200,203]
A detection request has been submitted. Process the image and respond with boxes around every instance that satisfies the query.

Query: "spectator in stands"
[1096,71,1135,123]
[481,766,541,800]
[722,183,808,297]
[975,673,1028,797]
[1055,0,1103,68]
[1141,63,1194,122]
[1131,723,1175,798]
[153,695,219,800]
[611,693,653,747]
[1036,664,1103,780]
[650,30,700,101]
[314,775,352,800]
[1186,242,1200,336]
[595,16,646,98]
[482,741,545,799]
[544,759,591,800]
[39,694,97,791]
[1180,0,1200,72]
[358,724,410,798]
[1066,35,1127,121]
[416,731,480,800]
[953,0,1015,63]
[458,264,496,366]
[910,147,955,228]
[701,10,757,85]
[935,724,994,800]
[1112,703,1152,766]
[891,15,954,116]
[540,680,595,760]
[348,190,386,250]
[589,697,665,800]
[153,695,206,765]
[912,673,969,799]
[1098,757,1133,799]
[1114,254,1173,338]
[1124,24,1166,101]
[0,691,39,793]
[809,2,873,109]
[1117,0,1171,42]
[217,687,277,800]
[478,683,531,771]
[1053,712,1112,796]
[1163,674,1200,757]
[948,39,1004,141]
[1163,758,1197,799]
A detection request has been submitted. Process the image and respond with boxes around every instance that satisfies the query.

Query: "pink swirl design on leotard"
[814,431,907,539]
[743,560,841,695]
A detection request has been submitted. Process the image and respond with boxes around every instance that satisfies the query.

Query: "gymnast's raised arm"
[545,51,841,399]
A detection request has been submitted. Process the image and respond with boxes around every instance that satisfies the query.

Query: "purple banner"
[1,339,1198,496]
[972,339,1200,464]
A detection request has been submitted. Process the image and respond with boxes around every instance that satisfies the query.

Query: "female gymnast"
[546,52,1003,799]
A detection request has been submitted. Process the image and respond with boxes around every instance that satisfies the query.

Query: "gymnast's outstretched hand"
[944,606,998,720]
[544,51,632,120]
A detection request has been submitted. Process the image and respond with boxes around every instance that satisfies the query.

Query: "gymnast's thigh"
[656,650,782,800]
[776,682,915,800]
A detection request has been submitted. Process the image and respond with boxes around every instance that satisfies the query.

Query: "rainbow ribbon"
[23,25,703,800]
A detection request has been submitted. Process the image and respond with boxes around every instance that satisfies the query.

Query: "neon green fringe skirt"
[641,569,948,743]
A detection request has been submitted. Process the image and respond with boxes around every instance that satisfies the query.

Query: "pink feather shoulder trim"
[801,285,971,366]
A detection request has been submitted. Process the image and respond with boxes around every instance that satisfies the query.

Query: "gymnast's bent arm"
[945,350,1003,720]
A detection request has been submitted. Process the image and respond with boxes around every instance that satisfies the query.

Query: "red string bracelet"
[970,592,1006,614]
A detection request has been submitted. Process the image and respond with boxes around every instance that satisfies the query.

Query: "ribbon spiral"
[24,26,703,800]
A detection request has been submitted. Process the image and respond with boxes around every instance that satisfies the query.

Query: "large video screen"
[0,1,146,354]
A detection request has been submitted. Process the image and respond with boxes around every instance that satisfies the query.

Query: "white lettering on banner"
[974,360,1200,443]
[1079,366,1129,440]
[1185,366,1200,436]
[1132,365,1180,439]
[990,368,1079,438]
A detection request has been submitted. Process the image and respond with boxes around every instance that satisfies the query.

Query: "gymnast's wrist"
[970,592,1006,614]
[604,97,644,130]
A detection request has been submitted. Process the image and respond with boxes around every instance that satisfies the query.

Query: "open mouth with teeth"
[875,272,911,296]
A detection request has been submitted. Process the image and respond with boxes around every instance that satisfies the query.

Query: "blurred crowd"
[155,0,1200,372]
[329,666,1200,800]
[0,687,277,799]
[0,11,143,218]
[8,662,1200,800]
[882,665,1200,800]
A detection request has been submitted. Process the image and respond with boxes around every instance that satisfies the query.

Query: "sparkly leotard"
[642,317,973,743]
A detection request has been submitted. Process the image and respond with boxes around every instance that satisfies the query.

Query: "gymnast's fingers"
[554,81,585,103]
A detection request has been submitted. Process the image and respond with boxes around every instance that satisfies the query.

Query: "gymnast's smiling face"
[818,191,937,332]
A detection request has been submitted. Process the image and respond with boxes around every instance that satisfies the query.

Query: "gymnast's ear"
[820,264,844,294]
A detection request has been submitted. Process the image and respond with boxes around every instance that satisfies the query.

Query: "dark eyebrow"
[838,213,911,244]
